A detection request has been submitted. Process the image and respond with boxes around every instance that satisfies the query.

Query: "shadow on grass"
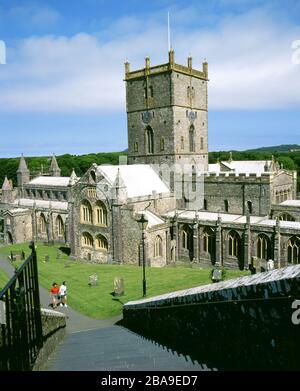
[59,247,71,256]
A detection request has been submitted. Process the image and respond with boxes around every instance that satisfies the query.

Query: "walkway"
[0,254,214,371]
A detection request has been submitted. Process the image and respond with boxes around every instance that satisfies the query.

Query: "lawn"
[0,268,9,291]
[0,243,250,319]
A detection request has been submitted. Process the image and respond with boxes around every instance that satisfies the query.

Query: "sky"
[0,0,300,157]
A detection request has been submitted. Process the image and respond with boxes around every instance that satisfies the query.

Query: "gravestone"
[88,274,98,287]
[114,277,124,297]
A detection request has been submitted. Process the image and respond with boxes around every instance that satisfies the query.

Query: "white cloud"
[8,4,61,27]
[0,6,299,112]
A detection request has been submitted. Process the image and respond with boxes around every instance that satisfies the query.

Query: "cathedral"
[1,50,300,269]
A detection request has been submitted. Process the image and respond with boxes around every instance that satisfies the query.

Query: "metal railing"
[0,242,43,371]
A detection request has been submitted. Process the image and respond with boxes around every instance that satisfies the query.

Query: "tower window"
[160,138,165,151]
[149,86,154,97]
[247,201,253,214]
[204,199,207,210]
[144,87,148,99]
[189,125,195,152]
[181,137,184,150]
[224,200,229,212]
[146,126,154,154]
[134,141,139,152]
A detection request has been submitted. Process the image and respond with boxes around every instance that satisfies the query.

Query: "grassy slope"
[0,243,250,319]
[0,269,9,291]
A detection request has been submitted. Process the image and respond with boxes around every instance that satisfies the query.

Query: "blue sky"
[0,0,300,157]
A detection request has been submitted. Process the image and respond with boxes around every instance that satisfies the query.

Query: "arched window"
[247,201,253,214]
[81,200,93,224]
[90,171,96,182]
[192,165,197,192]
[40,213,47,234]
[182,229,188,249]
[56,215,64,237]
[228,231,240,257]
[203,228,214,255]
[287,237,300,264]
[149,86,154,97]
[203,199,207,211]
[134,141,139,152]
[95,235,108,250]
[279,213,295,222]
[154,235,163,257]
[146,126,154,154]
[257,234,269,260]
[189,125,195,152]
[82,232,93,248]
[95,201,107,226]
[160,137,165,151]
[224,200,229,212]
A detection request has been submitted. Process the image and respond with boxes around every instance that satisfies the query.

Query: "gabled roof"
[209,160,274,174]
[13,198,68,211]
[97,165,170,198]
[28,176,70,187]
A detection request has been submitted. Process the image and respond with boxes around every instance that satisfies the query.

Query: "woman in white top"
[59,281,68,307]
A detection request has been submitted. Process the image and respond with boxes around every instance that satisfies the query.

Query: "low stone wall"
[123,265,300,370]
[33,308,66,371]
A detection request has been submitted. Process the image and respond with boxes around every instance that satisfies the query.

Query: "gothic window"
[39,213,47,234]
[224,200,229,212]
[56,215,64,237]
[90,171,96,182]
[203,228,214,255]
[149,86,154,97]
[189,125,195,152]
[192,166,197,192]
[257,234,269,260]
[204,199,207,211]
[144,87,148,99]
[200,137,204,150]
[160,138,165,151]
[287,237,300,264]
[95,201,107,226]
[247,201,253,214]
[154,235,163,257]
[228,231,240,257]
[279,213,295,222]
[146,126,154,154]
[95,235,108,250]
[134,141,139,152]
[81,200,93,224]
[82,232,93,248]
[182,230,188,249]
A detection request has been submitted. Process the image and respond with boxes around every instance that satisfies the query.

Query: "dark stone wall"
[123,265,300,370]
[33,309,66,371]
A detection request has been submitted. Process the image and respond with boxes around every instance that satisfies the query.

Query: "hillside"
[0,146,299,192]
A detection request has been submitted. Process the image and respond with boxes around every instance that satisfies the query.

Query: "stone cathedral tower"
[125,50,209,178]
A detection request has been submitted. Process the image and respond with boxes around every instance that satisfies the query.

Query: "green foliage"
[0,152,126,187]
[0,243,249,319]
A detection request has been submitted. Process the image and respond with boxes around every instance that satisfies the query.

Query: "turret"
[49,155,61,177]
[69,169,78,186]
[1,176,13,203]
[17,155,30,187]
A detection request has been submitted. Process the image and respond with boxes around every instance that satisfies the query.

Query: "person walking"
[59,281,68,307]
[50,283,59,309]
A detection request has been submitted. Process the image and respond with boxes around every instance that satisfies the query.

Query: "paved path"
[45,326,214,371]
[0,254,214,371]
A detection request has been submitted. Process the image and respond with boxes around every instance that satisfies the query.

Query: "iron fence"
[0,242,43,371]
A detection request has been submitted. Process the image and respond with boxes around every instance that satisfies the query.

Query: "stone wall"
[123,265,300,370]
[33,308,66,371]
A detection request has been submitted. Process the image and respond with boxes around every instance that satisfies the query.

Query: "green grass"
[0,243,250,319]
[0,268,9,291]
